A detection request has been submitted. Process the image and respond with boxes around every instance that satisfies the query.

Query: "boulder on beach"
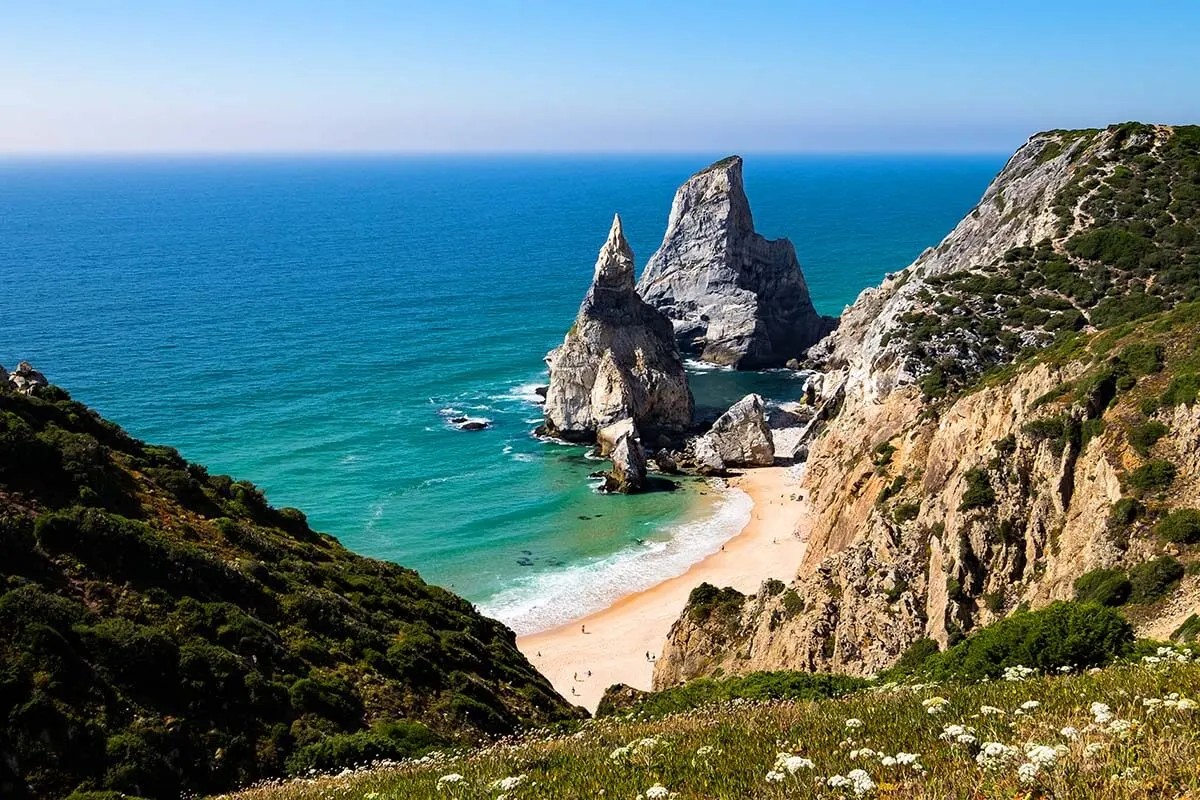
[691,393,774,472]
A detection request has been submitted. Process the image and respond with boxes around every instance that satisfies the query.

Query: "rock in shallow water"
[637,156,836,369]
[542,214,693,442]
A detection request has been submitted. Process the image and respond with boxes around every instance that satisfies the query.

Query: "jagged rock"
[5,362,47,396]
[649,450,678,474]
[597,418,646,493]
[637,156,836,369]
[543,214,693,442]
[785,358,802,370]
[692,393,774,471]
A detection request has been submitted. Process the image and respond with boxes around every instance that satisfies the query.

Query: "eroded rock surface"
[638,156,835,368]
[543,214,693,441]
[690,393,774,472]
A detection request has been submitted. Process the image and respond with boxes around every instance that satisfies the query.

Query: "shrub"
[686,583,745,631]
[1128,420,1169,456]
[781,589,804,616]
[1108,497,1143,528]
[1127,556,1185,604]
[891,638,940,674]
[1155,508,1200,544]
[1161,372,1199,406]
[596,671,870,720]
[893,503,920,524]
[1126,459,1177,492]
[284,721,443,775]
[1117,342,1165,375]
[1173,614,1200,643]
[1073,568,1132,606]
[912,601,1134,681]
[761,578,785,597]
[959,468,996,511]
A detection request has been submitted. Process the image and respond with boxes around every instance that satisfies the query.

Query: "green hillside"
[0,382,581,799]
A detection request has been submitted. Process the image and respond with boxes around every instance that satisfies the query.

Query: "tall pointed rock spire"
[593,213,636,289]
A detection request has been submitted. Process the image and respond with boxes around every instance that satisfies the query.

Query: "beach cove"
[519,465,809,711]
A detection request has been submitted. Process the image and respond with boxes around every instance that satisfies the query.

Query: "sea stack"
[637,156,836,368]
[542,214,693,444]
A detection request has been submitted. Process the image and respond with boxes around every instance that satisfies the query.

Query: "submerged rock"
[692,393,775,471]
[543,214,693,441]
[637,156,836,368]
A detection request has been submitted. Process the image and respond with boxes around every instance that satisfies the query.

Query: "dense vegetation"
[883,602,1134,682]
[896,123,1200,397]
[0,384,578,799]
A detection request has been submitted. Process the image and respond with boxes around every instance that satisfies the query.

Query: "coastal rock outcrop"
[637,156,836,369]
[543,214,693,441]
[654,124,1200,684]
[691,393,774,472]
[596,418,647,493]
[3,361,48,396]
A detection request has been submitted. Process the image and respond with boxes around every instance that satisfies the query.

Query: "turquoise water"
[0,155,1003,632]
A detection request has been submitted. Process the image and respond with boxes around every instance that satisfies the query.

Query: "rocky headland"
[654,123,1200,687]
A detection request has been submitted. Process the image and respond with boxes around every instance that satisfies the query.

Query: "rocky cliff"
[656,123,1200,687]
[637,156,836,369]
[543,214,693,442]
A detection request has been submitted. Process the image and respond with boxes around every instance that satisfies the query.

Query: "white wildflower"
[880,756,897,767]
[895,752,921,766]
[846,768,876,796]
[489,775,526,791]
[1025,744,1060,767]
[976,742,1019,770]
[782,755,815,773]
[1090,702,1113,724]
[845,718,864,729]
[645,784,669,800]
[1060,726,1080,740]
[609,745,630,760]
[695,745,714,757]
[979,705,1005,716]
[765,770,785,783]
[1107,718,1134,736]
[1017,761,1040,785]
[1003,665,1036,680]
[437,773,466,789]
[922,696,950,715]
[849,748,877,760]
[1020,700,1040,711]
[1085,742,1107,758]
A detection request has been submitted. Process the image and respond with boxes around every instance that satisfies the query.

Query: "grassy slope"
[0,386,580,799]
[222,654,1200,799]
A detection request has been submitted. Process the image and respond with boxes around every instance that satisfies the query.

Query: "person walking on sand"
[581,624,586,634]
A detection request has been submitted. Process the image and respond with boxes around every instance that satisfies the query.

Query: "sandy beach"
[518,465,809,712]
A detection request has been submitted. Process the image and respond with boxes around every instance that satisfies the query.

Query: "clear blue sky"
[2,1,1197,154]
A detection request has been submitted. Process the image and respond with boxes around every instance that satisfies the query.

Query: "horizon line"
[0,148,1013,160]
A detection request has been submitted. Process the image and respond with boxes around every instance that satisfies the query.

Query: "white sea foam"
[478,483,753,635]
[504,381,547,405]
[684,358,733,373]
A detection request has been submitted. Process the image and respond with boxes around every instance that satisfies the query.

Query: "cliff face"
[637,156,836,369]
[656,124,1200,687]
[0,375,581,799]
[543,214,693,442]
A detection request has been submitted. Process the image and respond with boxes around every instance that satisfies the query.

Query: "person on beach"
[581,624,586,634]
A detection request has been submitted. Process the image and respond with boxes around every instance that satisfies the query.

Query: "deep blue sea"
[0,154,1003,632]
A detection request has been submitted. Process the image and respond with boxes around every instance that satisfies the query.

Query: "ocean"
[0,154,1004,633]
